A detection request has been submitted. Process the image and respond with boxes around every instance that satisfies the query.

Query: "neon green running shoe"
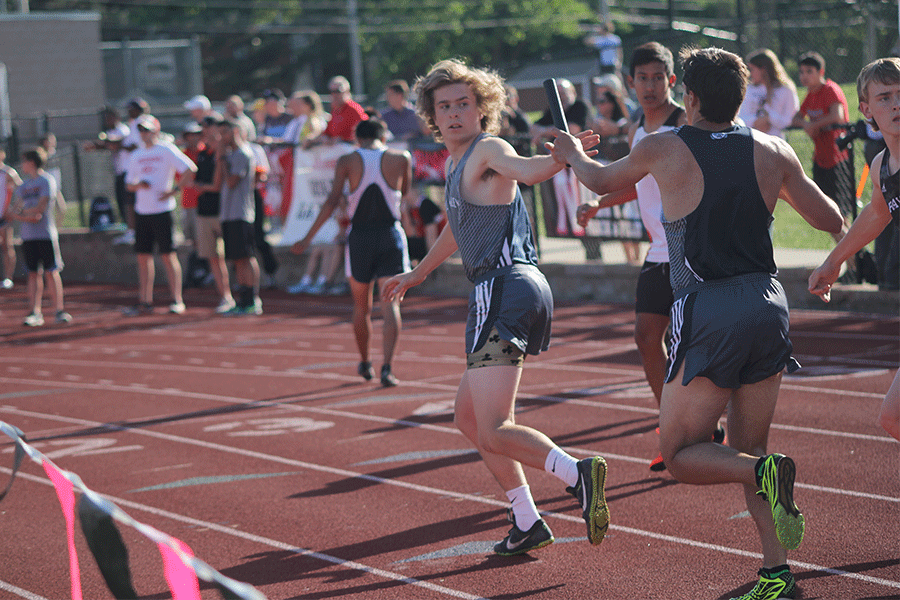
[729,566,797,600]
[756,454,805,550]
[566,456,609,545]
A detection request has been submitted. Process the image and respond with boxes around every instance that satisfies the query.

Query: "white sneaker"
[1,278,12,289]
[307,281,326,295]
[23,312,44,327]
[55,310,72,324]
[215,297,236,314]
[113,230,135,245]
[168,302,186,314]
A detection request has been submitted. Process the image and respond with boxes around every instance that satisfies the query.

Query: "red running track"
[0,283,897,599]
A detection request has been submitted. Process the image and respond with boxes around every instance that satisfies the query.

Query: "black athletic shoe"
[380,364,398,387]
[713,424,727,444]
[357,361,374,381]
[650,425,726,472]
[567,457,609,545]
[493,509,554,556]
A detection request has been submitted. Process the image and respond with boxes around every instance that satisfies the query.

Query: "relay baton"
[543,78,569,133]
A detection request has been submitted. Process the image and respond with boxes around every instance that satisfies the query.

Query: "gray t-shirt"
[17,172,58,241]
[219,143,255,223]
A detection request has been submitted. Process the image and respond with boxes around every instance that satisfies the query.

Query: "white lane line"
[1,375,896,499]
[2,469,487,600]
[1,351,891,404]
[0,580,50,600]
[2,409,898,593]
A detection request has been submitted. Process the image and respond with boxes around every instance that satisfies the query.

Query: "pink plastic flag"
[158,537,201,600]
[43,462,82,600]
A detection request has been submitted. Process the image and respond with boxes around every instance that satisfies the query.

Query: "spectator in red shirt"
[304,76,368,148]
[791,51,853,273]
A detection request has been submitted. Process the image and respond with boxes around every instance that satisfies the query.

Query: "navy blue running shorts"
[465,263,552,359]
[347,223,409,283]
[665,272,800,389]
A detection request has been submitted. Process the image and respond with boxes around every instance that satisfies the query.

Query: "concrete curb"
[44,230,900,315]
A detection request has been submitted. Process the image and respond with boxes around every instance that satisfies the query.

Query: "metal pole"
[71,142,86,227]
[348,0,364,98]
[123,38,134,100]
[597,0,609,22]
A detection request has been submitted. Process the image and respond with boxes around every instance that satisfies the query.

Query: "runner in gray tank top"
[550,47,843,600]
[383,58,612,556]
[809,57,900,455]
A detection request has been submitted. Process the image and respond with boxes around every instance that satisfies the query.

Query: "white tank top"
[633,107,683,263]
[346,147,403,228]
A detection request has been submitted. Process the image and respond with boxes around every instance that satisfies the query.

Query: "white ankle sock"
[544,447,579,487]
[505,485,540,531]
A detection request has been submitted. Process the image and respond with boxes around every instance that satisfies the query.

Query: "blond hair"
[414,58,506,142]
[746,48,796,94]
[857,57,900,132]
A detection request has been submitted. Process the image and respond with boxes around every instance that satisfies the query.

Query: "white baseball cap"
[183,95,211,112]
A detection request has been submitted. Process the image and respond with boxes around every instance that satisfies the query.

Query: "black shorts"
[635,261,673,316]
[222,220,256,261]
[135,212,175,254]
[419,196,443,225]
[22,239,61,272]
[665,272,800,389]
[813,159,854,219]
[115,173,135,219]
[466,263,553,357]
[347,223,409,283]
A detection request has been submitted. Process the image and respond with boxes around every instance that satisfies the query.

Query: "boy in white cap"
[124,115,197,315]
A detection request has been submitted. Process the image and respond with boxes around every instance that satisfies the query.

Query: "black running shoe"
[357,361,374,381]
[380,364,398,387]
[651,425,725,472]
[713,424,727,444]
[493,509,554,556]
[568,457,609,545]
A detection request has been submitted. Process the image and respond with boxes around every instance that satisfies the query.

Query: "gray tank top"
[445,133,538,282]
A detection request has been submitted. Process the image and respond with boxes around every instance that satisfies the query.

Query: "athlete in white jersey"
[292,116,411,387]
[575,43,723,472]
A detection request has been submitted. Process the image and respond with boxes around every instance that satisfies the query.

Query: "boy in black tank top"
[809,58,900,453]
[551,48,843,600]
[383,59,612,556]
